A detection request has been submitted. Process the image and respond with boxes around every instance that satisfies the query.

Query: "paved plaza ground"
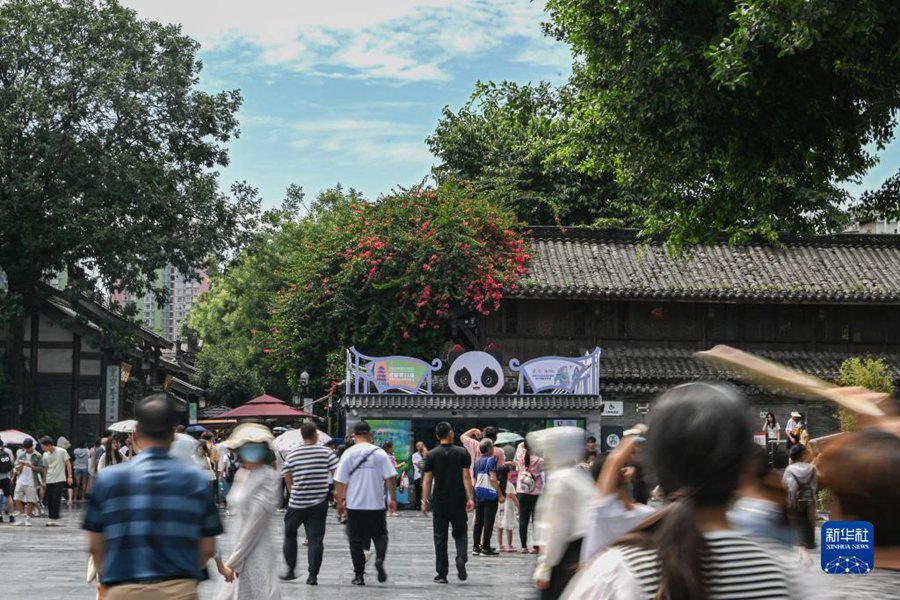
[2,504,537,599]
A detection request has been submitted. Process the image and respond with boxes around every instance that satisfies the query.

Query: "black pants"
[46,481,65,520]
[347,509,388,577]
[542,538,583,600]
[414,478,423,510]
[284,499,329,576]
[518,493,538,548]
[473,499,498,550]
[432,501,468,577]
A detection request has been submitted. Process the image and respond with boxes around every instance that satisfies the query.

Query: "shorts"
[14,486,39,503]
[74,468,89,478]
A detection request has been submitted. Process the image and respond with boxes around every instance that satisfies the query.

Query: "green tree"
[836,357,895,431]
[266,182,528,392]
[193,342,264,407]
[428,81,633,227]
[0,0,250,421]
[544,0,900,245]
[189,185,362,399]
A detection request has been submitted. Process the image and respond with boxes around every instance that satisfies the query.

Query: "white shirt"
[533,465,596,582]
[334,442,397,510]
[580,494,655,566]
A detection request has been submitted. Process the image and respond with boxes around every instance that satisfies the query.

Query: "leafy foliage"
[428,81,634,227]
[264,182,528,391]
[543,0,900,245]
[0,0,249,307]
[193,342,264,407]
[836,356,896,431]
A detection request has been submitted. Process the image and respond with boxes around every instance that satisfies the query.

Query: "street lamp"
[299,370,310,389]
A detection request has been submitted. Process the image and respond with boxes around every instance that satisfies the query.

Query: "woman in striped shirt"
[564,382,830,600]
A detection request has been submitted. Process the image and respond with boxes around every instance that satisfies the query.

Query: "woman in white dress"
[216,423,281,600]
[496,465,519,551]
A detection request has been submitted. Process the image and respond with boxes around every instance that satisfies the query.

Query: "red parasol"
[219,394,315,419]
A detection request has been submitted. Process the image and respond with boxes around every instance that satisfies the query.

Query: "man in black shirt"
[422,422,474,584]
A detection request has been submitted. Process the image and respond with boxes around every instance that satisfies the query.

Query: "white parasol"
[108,419,138,433]
[273,428,332,456]
[0,429,36,445]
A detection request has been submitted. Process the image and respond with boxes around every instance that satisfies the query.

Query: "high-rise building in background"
[113,265,209,342]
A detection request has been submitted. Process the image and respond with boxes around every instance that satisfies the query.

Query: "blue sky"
[122,1,896,208]
[122,0,572,207]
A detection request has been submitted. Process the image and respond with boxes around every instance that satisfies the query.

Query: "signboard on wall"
[368,419,412,506]
[601,401,624,416]
[78,398,100,415]
[105,365,120,424]
[601,425,624,452]
[448,351,504,395]
[510,347,601,395]
[189,402,198,424]
[346,347,442,394]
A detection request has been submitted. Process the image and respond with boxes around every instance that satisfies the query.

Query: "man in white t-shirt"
[334,421,397,587]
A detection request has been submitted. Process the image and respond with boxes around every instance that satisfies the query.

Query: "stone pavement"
[1,504,537,600]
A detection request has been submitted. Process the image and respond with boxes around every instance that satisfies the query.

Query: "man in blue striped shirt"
[83,394,223,599]
[281,422,339,585]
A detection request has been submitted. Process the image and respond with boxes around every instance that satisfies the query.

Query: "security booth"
[340,346,605,504]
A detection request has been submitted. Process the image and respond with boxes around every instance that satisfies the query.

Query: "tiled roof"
[344,394,603,411]
[599,347,900,383]
[518,228,900,302]
[198,404,232,419]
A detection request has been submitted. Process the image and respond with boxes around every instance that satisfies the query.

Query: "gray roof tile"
[518,229,900,302]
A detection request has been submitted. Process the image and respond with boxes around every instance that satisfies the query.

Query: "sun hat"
[223,422,274,450]
[790,410,802,418]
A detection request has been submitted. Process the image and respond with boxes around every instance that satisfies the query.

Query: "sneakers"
[45,521,61,527]
[456,557,468,581]
[24,517,31,527]
[480,547,500,556]
[374,558,387,583]
[351,575,365,586]
[278,571,297,581]
[434,575,448,584]
[472,546,483,556]
[306,575,317,586]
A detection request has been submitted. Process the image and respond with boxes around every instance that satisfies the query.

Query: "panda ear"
[448,344,466,365]
[484,342,503,364]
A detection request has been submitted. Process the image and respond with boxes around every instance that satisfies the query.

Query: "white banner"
[105,365,120,423]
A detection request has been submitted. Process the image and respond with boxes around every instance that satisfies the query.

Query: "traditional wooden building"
[346,228,900,447]
[0,285,205,441]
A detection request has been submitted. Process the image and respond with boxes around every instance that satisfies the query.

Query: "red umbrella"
[219,394,315,419]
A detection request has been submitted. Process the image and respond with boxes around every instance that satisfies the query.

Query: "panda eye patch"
[454,367,472,388]
[481,367,498,387]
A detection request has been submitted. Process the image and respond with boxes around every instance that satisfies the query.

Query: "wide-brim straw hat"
[223,422,274,450]
[790,411,802,418]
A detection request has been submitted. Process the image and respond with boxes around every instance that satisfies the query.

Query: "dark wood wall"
[483,298,900,358]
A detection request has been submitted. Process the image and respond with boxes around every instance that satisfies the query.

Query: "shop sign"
[369,419,412,505]
[346,347,442,394]
[105,365,120,424]
[510,347,601,395]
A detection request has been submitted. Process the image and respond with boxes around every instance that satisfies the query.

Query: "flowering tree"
[265,182,528,389]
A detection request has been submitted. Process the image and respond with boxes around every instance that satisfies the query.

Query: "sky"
[120,1,897,208]
[121,0,573,207]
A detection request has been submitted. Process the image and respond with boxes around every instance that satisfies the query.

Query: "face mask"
[238,444,268,463]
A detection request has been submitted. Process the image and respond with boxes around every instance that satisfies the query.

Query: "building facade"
[345,228,900,448]
[113,265,209,342]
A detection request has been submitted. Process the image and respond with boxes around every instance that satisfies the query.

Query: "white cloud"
[121,0,567,82]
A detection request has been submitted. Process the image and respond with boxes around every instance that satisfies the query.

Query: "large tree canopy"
[544,0,900,244]
[0,0,247,307]
[428,81,634,227]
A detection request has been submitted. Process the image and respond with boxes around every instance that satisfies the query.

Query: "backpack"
[224,451,240,483]
[473,458,498,502]
[518,468,536,494]
[0,448,12,474]
[789,472,815,511]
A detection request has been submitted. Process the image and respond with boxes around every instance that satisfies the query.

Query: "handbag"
[473,459,498,502]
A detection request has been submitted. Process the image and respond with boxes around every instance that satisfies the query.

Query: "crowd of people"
[2,379,897,599]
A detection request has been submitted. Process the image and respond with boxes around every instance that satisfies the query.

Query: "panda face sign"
[448,351,504,395]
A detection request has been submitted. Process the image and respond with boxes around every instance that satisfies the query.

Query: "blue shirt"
[83,446,223,585]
